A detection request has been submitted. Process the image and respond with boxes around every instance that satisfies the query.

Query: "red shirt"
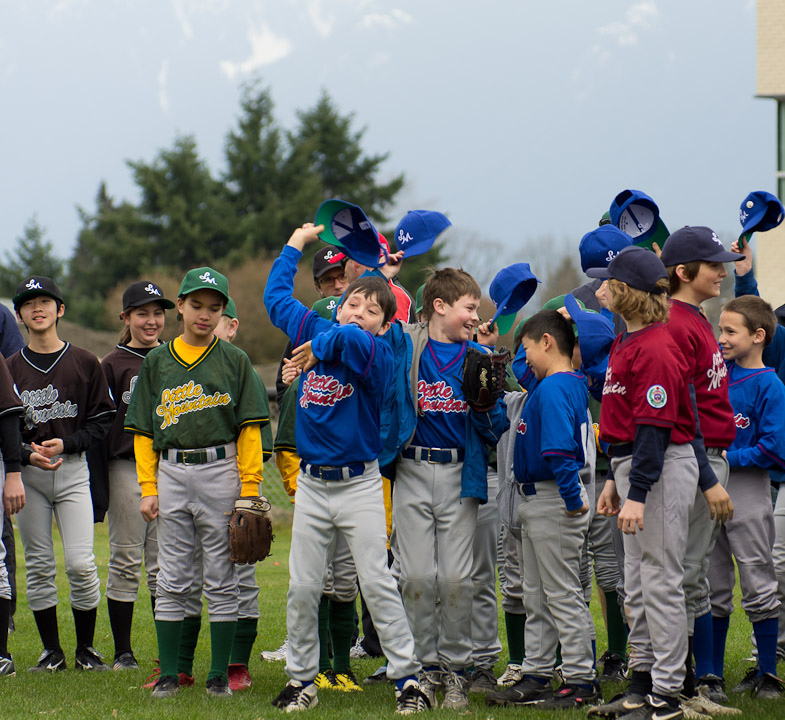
[599,323,696,445]
[665,300,736,449]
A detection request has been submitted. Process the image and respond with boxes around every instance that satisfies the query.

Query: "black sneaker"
[0,655,15,677]
[731,666,759,693]
[395,679,431,715]
[75,646,109,671]
[599,652,628,682]
[206,676,233,697]
[364,665,390,685]
[485,675,553,706]
[28,649,66,673]
[695,673,728,703]
[468,666,497,693]
[616,694,683,720]
[543,682,602,709]
[271,680,318,710]
[151,675,180,698]
[112,651,139,671]
[587,691,647,718]
[752,672,784,699]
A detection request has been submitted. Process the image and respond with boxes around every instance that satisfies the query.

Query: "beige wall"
[755,225,785,308]
[758,0,785,98]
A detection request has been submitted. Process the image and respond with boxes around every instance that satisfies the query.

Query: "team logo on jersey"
[20,384,78,425]
[299,371,354,408]
[602,365,627,396]
[26,278,42,290]
[646,385,667,409]
[733,412,750,429]
[122,375,138,405]
[398,229,413,246]
[517,419,527,435]
[144,284,161,296]
[198,271,217,285]
[156,380,231,429]
[417,380,467,414]
[707,349,727,391]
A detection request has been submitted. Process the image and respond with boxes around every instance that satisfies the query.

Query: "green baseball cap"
[415,283,425,315]
[222,297,237,319]
[178,267,229,303]
[311,296,339,320]
[542,294,585,337]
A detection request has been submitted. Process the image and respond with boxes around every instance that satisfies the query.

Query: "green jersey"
[124,336,266,451]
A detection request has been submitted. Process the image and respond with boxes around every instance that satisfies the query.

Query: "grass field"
[3,468,783,718]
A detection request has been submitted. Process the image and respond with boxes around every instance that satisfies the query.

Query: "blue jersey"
[513,371,589,511]
[725,362,785,471]
[264,244,393,466]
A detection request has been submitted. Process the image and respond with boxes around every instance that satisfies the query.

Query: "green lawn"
[3,476,784,718]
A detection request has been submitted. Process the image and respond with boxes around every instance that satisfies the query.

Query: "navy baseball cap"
[659,226,744,267]
[312,246,346,280]
[122,281,175,310]
[579,226,633,273]
[489,263,540,335]
[739,191,784,235]
[586,245,668,293]
[394,210,452,257]
[314,199,386,268]
[564,293,616,374]
[13,276,64,310]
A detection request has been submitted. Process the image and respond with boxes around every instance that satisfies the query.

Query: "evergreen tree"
[0,216,65,296]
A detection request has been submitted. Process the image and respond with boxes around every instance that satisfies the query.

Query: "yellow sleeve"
[237,423,263,497]
[275,449,300,501]
[134,434,159,498]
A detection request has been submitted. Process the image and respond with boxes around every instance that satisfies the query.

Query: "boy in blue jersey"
[264,223,429,715]
[486,309,596,709]
[708,295,785,699]
[388,268,509,710]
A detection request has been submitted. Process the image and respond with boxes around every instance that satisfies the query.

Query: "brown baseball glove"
[462,346,511,412]
[228,496,274,564]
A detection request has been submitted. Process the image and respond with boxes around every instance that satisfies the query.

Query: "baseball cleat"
[485,675,553,706]
[334,669,363,692]
[28,649,66,673]
[599,651,628,682]
[730,666,758,694]
[75,646,109,671]
[752,672,784,699]
[395,679,431,714]
[442,669,468,710]
[314,669,341,689]
[363,665,390,685]
[261,637,288,662]
[468,666,497,693]
[543,682,602,709]
[227,663,252,691]
[112,651,139,671]
[0,655,16,677]
[497,662,524,687]
[587,691,647,718]
[272,680,318,712]
[151,675,180,698]
[681,691,742,716]
[206,675,233,697]
[695,673,728,704]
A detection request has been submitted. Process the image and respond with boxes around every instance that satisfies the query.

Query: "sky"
[0,0,773,281]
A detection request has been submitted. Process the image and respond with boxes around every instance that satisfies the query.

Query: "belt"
[609,443,633,458]
[163,445,234,465]
[401,446,465,464]
[302,461,366,481]
[706,447,724,457]
[516,482,537,496]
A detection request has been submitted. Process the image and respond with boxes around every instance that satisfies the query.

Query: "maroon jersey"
[101,344,153,459]
[665,300,736,449]
[599,323,696,445]
[7,343,115,450]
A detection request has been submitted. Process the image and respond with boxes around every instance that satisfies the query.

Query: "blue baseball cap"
[660,226,744,266]
[739,191,784,237]
[564,293,616,374]
[314,199,386,268]
[609,189,668,250]
[586,245,668,293]
[489,263,540,335]
[394,210,452,257]
[579,225,633,273]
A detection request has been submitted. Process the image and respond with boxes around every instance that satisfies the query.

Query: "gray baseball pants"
[0,466,10,600]
[394,456,478,670]
[773,484,785,656]
[286,461,420,682]
[517,480,594,684]
[614,444,698,698]
[500,524,524,614]
[17,454,101,611]
[185,546,259,618]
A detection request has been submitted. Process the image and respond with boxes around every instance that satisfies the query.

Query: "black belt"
[166,447,227,464]
[302,461,366,481]
[401,447,465,464]
[609,443,633,458]
[706,447,724,457]
[517,483,538,496]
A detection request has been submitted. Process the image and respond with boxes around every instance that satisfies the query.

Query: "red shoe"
[142,660,161,689]
[228,663,252,691]
[178,672,195,686]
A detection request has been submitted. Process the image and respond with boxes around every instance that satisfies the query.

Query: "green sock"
[207,621,237,682]
[604,591,628,657]
[229,617,258,666]
[505,612,526,664]
[155,619,184,678]
[177,615,202,676]
[330,600,356,673]
[318,595,332,672]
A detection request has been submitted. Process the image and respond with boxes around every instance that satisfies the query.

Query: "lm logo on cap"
[605,250,619,263]
[26,279,42,290]
[144,284,161,296]
[398,229,413,246]
[711,231,722,247]
[199,272,217,285]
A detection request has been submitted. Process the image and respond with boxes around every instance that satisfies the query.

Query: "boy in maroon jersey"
[588,247,702,720]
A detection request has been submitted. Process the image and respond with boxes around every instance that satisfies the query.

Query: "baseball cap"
[739,191,784,236]
[394,210,452,257]
[541,294,585,337]
[13,276,64,310]
[579,226,633,273]
[312,246,346,280]
[489,263,540,335]
[222,297,237,320]
[415,283,425,316]
[586,245,668,293]
[122,281,175,311]
[178,267,230,302]
[609,189,670,251]
[314,199,386,269]
[659,226,744,267]
[312,296,339,321]
[563,293,615,372]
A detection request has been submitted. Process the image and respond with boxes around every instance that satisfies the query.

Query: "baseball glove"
[228,496,274,564]
[462,346,511,412]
